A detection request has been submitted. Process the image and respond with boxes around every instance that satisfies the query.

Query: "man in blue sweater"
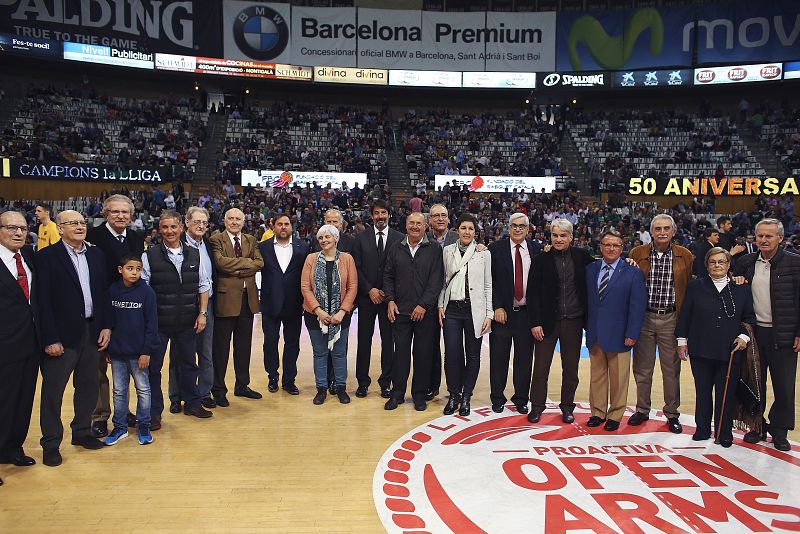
[104,254,160,446]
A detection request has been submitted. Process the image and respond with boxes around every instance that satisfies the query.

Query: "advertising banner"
[557,5,693,71]
[461,72,536,89]
[614,69,692,88]
[350,8,422,70]
[0,31,61,58]
[538,71,610,89]
[2,158,170,183]
[241,170,366,190]
[0,0,221,56]
[223,1,292,63]
[63,42,153,69]
[388,70,461,88]
[693,63,782,85]
[194,56,275,78]
[484,11,556,72]
[290,6,357,68]
[154,53,197,72]
[314,66,388,85]
[785,61,800,80]
[435,175,557,193]
[694,0,800,64]
[628,176,799,196]
[421,11,487,72]
[274,64,312,81]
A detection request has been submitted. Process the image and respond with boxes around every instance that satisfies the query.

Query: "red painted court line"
[492,450,531,453]
[671,446,707,450]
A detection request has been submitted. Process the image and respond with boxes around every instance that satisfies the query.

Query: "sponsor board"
[784,61,800,80]
[628,176,799,196]
[195,56,275,78]
[461,72,536,89]
[388,70,461,88]
[373,405,800,533]
[314,66,388,85]
[274,63,312,81]
[240,170,366,190]
[540,71,609,89]
[693,63,782,85]
[63,42,153,69]
[0,31,61,58]
[2,158,169,183]
[614,69,692,87]
[435,175,557,193]
[154,53,197,72]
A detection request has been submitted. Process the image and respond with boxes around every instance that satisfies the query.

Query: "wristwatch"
[200,310,208,317]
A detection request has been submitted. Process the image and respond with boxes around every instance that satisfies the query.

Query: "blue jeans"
[308,327,348,388]
[111,358,151,430]
[169,311,214,401]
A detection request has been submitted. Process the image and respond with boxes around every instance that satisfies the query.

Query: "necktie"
[14,252,30,301]
[117,235,125,244]
[514,244,523,302]
[233,236,242,258]
[599,264,610,301]
[377,231,384,256]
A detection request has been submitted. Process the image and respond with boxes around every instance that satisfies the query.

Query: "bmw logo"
[233,5,289,61]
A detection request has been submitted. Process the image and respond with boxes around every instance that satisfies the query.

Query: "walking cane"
[715,349,737,445]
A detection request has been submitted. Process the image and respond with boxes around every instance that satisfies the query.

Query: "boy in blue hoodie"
[104,254,160,446]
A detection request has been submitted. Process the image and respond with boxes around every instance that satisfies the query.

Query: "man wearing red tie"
[0,211,39,484]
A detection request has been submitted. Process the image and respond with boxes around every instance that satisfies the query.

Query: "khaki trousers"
[589,343,631,422]
[632,311,681,418]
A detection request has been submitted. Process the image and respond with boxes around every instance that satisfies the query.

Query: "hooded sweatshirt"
[108,278,160,359]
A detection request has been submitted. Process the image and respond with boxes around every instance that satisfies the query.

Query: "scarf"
[733,322,764,434]
[313,250,342,350]
[445,241,475,302]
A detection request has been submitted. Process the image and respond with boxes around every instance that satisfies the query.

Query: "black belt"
[512,305,527,312]
[448,300,471,309]
[647,306,675,315]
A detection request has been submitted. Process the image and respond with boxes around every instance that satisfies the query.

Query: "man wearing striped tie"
[585,229,647,432]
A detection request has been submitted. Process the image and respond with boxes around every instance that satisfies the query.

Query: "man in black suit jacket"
[692,227,719,279]
[488,213,542,414]
[259,214,310,393]
[0,211,40,480]
[36,210,113,466]
[86,194,145,437]
[352,200,403,398]
[311,209,355,254]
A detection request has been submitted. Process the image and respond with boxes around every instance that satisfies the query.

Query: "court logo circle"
[373,404,800,533]
[233,6,289,61]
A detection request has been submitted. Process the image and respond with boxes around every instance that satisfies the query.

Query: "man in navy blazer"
[36,210,113,466]
[488,213,543,414]
[259,214,310,394]
[585,229,647,432]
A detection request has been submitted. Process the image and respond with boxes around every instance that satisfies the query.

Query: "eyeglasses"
[510,224,528,231]
[59,220,87,227]
[107,210,130,216]
[0,224,26,233]
[600,243,622,249]
[189,220,209,226]
[430,214,448,218]
[708,260,729,266]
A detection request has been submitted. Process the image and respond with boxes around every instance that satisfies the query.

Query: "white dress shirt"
[105,222,127,241]
[274,238,293,273]
[374,226,386,249]
[510,239,531,306]
[0,244,32,302]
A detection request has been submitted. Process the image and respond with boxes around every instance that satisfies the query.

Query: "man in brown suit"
[210,208,264,406]
[628,214,693,434]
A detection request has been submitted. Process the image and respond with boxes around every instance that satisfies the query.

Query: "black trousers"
[489,307,534,407]
[754,326,797,437]
[442,303,481,395]
[690,355,741,440]
[355,299,394,390]
[391,312,436,402]
[40,321,100,450]
[530,318,583,414]
[0,353,38,458]
[212,297,254,397]
[430,320,443,393]
[262,313,302,386]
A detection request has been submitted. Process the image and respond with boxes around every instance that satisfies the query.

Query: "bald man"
[210,209,264,405]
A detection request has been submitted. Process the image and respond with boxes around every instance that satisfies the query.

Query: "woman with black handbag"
[676,247,755,447]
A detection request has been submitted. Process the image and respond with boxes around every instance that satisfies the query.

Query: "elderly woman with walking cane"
[675,246,756,447]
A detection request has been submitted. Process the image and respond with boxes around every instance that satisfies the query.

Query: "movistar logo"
[568,8,664,70]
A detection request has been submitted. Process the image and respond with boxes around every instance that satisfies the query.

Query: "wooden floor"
[1,312,798,533]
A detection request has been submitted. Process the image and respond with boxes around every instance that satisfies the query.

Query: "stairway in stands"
[740,129,786,179]
[560,127,590,192]
[190,111,228,199]
[386,129,410,204]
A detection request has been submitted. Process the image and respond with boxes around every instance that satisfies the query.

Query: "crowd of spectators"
[753,101,800,174]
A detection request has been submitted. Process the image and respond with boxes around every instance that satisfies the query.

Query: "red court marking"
[423,464,488,534]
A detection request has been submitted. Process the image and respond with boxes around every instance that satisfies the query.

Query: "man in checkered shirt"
[628,214,694,434]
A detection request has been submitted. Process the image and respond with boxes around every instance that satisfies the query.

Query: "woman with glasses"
[676,247,755,447]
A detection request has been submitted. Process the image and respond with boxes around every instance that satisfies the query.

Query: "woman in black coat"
[676,247,755,447]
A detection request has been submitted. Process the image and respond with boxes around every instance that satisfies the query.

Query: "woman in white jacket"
[438,213,493,416]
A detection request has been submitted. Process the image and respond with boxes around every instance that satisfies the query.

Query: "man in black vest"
[141,210,212,430]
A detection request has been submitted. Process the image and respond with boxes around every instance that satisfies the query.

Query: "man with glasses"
[628,214,693,434]
[488,213,542,414]
[0,211,39,481]
[36,211,112,466]
[87,194,145,437]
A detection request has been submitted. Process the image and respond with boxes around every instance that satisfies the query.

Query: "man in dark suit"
[352,200,403,398]
[692,227,719,279]
[0,211,39,482]
[86,194,144,437]
[259,214,309,395]
[585,229,647,432]
[488,213,542,414]
[36,210,113,466]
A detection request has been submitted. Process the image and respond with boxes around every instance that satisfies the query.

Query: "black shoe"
[355,386,368,398]
[458,394,471,416]
[628,412,649,426]
[150,416,161,431]
[562,412,575,424]
[587,416,605,427]
[267,378,279,393]
[719,437,733,448]
[235,387,263,399]
[384,397,404,410]
[43,449,62,467]
[425,389,439,402]
[313,387,327,405]
[282,384,300,395]
[604,420,620,431]
[214,395,230,407]
[443,393,461,416]
[201,397,216,409]
[71,436,105,450]
[527,411,542,423]
[774,437,791,452]
[183,405,213,418]
[692,432,711,441]
[0,477,2,485]
[667,417,683,434]
[515,403,529,415]
[380,387,392,399]
[169,401,182,414]
[328,383,337,396]
[336,386,350,404]
[743,430,766,444]
[491,404,504,413]
[126,412,137,427]
[91,420,108,438]
[414,399,427,411]
[0,453,36,467]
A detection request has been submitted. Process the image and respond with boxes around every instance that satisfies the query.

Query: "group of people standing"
[0,196,797,487]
